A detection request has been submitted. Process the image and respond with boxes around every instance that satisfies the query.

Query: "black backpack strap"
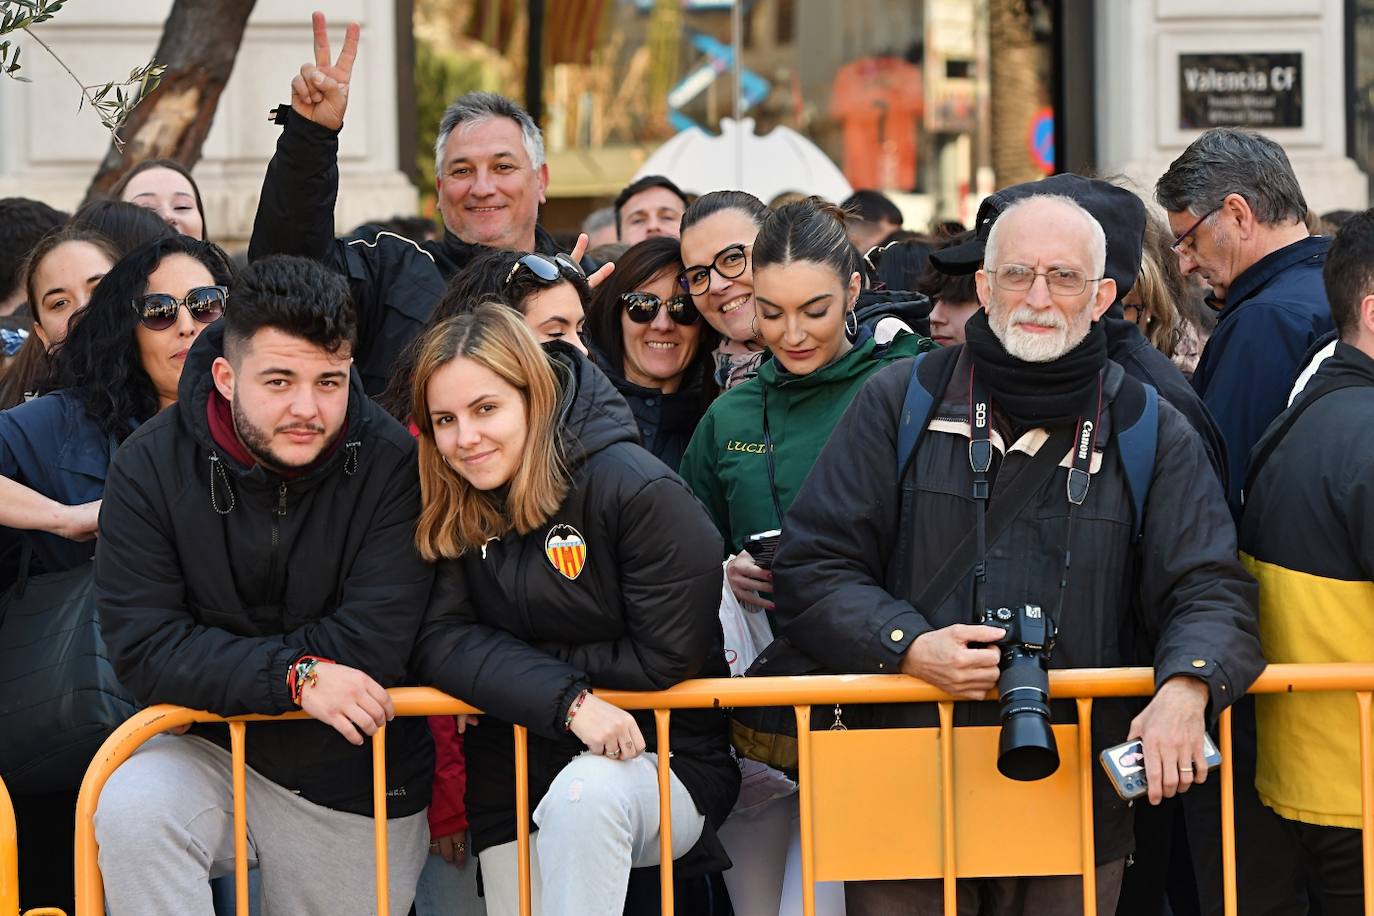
[1109,375,1159,542]
[896,346,961,480]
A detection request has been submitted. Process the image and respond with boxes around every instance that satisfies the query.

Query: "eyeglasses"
[620,291,701,326]
[990,265,1101,296]
[131,285,228,331]
[1170,207,1220,255]
[677,243,749,296]
[505,252,584,286]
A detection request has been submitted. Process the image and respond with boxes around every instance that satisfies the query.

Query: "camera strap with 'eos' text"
[967,366,1104,624]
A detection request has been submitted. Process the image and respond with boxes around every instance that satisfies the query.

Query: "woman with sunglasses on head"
[678,198,934,916]
[0,233,232,915]
[678,191,771,391]
[586,236,719,471]
[380,246,591,420]
[410,303,739,916]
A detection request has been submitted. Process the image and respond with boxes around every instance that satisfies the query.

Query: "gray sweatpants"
[94,734,428,916]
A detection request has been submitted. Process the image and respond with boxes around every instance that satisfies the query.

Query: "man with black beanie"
[772,194,1262,914]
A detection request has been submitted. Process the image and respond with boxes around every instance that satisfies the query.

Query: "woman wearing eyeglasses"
[678,191,771,391]
[678,198,933,916]
[0,233,233,915]
[410,303,739,916]
[585,237,719,471]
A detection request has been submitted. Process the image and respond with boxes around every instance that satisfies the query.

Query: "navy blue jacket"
[0,391,122,574]
[1191,236,1333,516]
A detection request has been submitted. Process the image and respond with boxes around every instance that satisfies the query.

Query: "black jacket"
[1102,315,1228,488]
[413,344,739,867]
[249,109,586,395]
[587,344,711,472]
[771,346,1264,863]
[95,323,435,818]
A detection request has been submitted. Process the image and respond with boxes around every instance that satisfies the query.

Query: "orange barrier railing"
[63,663,1374,916]
[1,775,65,916]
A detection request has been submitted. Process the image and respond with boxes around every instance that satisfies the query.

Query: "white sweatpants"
[478,751,705,916]
[716,791,847,916]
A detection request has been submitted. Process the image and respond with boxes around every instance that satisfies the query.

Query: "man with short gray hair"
[1155,128,1332,515]
[772,193,1262,914]
[247,14,601,395]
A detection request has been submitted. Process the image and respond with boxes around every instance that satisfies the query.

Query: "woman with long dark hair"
[411,303,739,916]
[0,233,233,914]
[585,236,719,470]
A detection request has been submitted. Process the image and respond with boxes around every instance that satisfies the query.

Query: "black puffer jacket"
[772,345,1264,864]
[250,110,591,395]
[586,343,712,472]
[95,323,435,818]
[414,343,739,869]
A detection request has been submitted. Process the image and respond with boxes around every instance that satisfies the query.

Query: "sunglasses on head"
[131,285,228,331]
[505,252,584,286]
[620,291,701,326]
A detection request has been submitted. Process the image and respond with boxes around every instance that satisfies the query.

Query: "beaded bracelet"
[564,689,589,731]
[287,655,335,706]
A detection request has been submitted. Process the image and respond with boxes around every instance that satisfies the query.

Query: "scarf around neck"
[962,309,1108,430]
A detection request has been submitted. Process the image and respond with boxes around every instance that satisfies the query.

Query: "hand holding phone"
[1100,734,1222,801]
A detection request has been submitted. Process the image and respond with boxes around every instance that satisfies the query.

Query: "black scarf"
[962,309,1108,430]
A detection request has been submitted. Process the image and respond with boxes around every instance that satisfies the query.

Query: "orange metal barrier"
[69,663,1374,916]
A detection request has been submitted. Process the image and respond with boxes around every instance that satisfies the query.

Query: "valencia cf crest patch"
[545,524,587,580]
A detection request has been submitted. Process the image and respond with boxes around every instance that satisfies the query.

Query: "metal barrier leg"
[372,726,391,916]
[228,723,249,916]
[654,709,674,916]
[1076,699,1096,916]
[1219,706,1236,916]
[1,776,19,916]
[514,726,532,916]
[1357,692,1373,916]
[795,705,815,916]
[938,702,955,916]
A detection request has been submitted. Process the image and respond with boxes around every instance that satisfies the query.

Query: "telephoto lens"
[979,604,1060,781]
[995,648,1059,780]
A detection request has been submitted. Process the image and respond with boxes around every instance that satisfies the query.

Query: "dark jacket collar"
[1315,341,1374,388]
[1224,235,1329,313]
[432,224,563,278]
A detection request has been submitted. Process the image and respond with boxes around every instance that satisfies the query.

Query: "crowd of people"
[0,11,1370,916]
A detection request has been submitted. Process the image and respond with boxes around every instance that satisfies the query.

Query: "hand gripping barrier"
[66,663,1374,916]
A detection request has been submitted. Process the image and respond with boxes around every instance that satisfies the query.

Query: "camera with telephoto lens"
[979,603,1060,781]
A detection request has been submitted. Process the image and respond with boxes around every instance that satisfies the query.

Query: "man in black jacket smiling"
[93,256,434,915]
[773,194,1263,915]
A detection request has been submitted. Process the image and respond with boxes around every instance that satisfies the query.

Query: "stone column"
[0,0,417,244]
[1095,0,1366,213]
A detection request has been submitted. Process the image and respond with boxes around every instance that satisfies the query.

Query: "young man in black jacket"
[93,256,435,914]
[772,194,1264,915]
[1239,208,1374,915]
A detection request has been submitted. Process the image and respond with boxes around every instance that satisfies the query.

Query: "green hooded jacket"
[680,332,934,555]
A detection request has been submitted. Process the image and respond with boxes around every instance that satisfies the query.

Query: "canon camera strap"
[967,366,1104,627]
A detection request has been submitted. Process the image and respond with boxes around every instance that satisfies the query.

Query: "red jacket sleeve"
[426,714,469,838]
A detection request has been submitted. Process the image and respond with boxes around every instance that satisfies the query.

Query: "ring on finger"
[1180,764,1194,774]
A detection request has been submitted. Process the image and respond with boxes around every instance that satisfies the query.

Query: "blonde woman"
[410,304,740,916]
[1121,213,1213,378]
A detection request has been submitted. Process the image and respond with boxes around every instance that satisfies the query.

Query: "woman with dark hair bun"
[586,236,719,470]
[679,196,933,916]
[0,232,233,914]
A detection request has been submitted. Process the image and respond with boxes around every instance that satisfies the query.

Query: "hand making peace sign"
[291,11,360,133]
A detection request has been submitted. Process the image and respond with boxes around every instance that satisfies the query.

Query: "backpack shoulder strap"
[896,346,961,479]
[1112,378,1158,541]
